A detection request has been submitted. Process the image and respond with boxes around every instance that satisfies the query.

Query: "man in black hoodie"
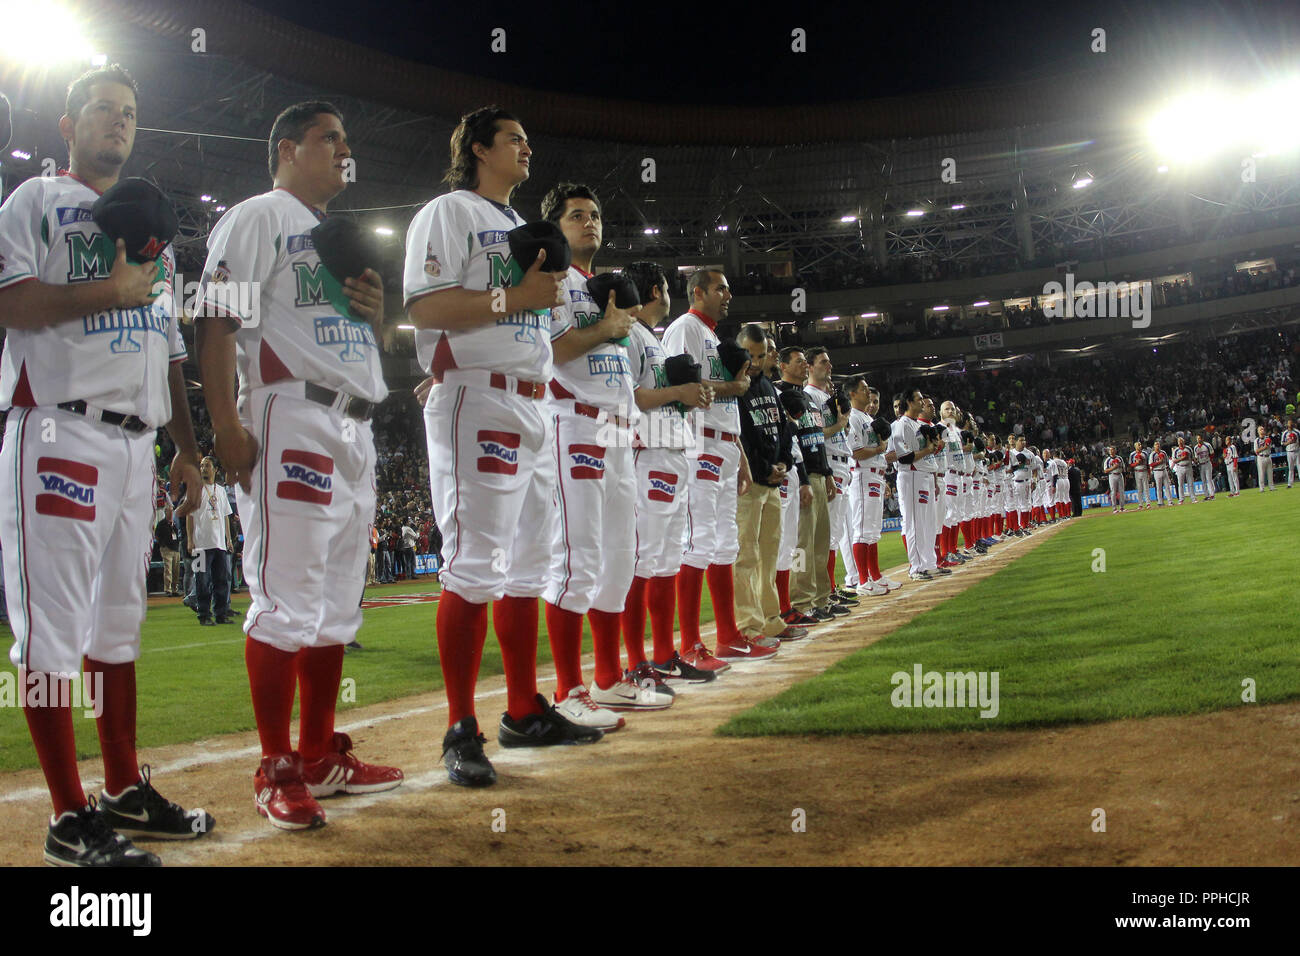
[735,325,798,648]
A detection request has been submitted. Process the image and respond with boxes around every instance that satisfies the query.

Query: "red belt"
[702,427,738,443]
[867,467,882,474]
[572,401,630,429]
[488,372,546,400]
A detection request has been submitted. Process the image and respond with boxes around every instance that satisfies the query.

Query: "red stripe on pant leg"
[589,609,624,691]
[297,644,345,762]
[545,602,585,701]
[436,590,488,727]
[705,563,741,643]
[85,658,139,795]
[676,565,705,653]
[22,673,86,816]
[647,573,678,663]
[775,569,791,615]
[620,576,649,669]
[495,596,541,721]
[245,636,298,755]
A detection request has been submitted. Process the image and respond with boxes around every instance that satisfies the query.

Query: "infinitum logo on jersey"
[276,449,334,505]
[647,470,678,502]
[587,354,629,388]
[56,206,95,226]
[315,316,377,362]
[477,431,520,475]
[696,454,723,482]
[568,444,606,480]
[35,457,98,521]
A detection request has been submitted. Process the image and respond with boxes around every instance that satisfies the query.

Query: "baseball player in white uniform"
[618,260,719,684]
[844,379,898,595]
[1192,435,1216,500]
[937,402,966,565]
[1008,436,1034,534]
[536,183,671,727]
[1254,427,1275,491]
[918,397,950,569]
[1053,451,1071,519]
[803,348,858,604]
[890,387,944,579]
[1223,439,1241,496]
[1103,446,1126,513]
[196,101,403,830]
[1149,441,1175,506]
[1282,419,1299,487]
[661,269,758,665]
[1129,442,1151,510]
[403,107,603,789]
[1171,437,1196,503]
[0,65,214,865]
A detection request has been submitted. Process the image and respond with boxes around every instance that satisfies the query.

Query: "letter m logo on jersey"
[293,261,356,320]
[65,233,115,283]
[486,252,523,288]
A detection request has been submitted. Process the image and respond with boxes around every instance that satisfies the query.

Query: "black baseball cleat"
[782,609,819,628]
[827,603,851,617]
[442,717,496,787]
[651,651,717,684]
[935,566,953,575]
[831,589,860,607]
[46,798,161,867]
[99,765,214,840]
[810,607,836,622]
[499,694,604,748]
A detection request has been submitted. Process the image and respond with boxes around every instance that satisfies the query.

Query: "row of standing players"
[1101,428,1300,512]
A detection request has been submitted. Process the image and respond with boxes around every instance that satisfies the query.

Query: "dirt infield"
[2,521,1296,867]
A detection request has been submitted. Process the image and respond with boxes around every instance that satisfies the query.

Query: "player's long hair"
[443,105,519,191]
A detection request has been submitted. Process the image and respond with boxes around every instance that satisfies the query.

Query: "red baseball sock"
[245,636,298,755]
[851,543,870,586]
[647,574,678,663]
[436,590,488,728]
[868,542,882,579]
[621,576,649,669]
[961,521,973,549]
[826,550,837,588]
[494,596,541,721]
[1021,510,1031,527]
[22,673,86,817]
[706,563,742,644]
[545,601,585,701]
[775,569,791,615]
[296,644,345,761]
[590,609,624,690]
[85,658,139,796]
[676,564,705,653]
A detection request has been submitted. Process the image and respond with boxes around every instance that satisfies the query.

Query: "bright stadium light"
[905,209,924,217]
[374,226,394,236]
[1156,165,1169,174]
[1147,89,1239,161]
[0,1,95,64]
[90,52,107,67]
[1072,177,1093,189]
[1240,77,1300,155]
[972,300,990,307]
[822,315,839,322]
[951,203,966,210]
[200,194,212,202]
[840,214,857,222]
[397,324,415,330]
[11,149,32,161]
[932,305,950,312]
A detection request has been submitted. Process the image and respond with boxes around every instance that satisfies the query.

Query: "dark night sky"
[248,0,1299,105]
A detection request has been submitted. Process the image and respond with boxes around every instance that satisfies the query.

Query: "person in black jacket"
[1068,459,1083,517]
[155,505,181,597]
[735,326,798,647]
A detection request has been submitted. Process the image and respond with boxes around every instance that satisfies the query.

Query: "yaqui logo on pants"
[49,886,151,936]
[890,663,1000,718]
[0,670,103,719]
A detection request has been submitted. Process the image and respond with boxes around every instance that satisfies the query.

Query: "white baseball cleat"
[590,674,673,712]
[859,579,889,596]
[879,576,903,590]
[554,685,625,730]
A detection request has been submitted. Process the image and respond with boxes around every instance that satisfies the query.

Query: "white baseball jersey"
[549,265,637,416]
[1255,436,1271,456]
[1282,429,1299,453]
[402,189,551,382]
[1150,449,1170,473]
[1104,455,1124,474]
[1129,450,1149,473]
[806,384,851,462]
[661,308,740,434]
[1223,444,1239,467]
[1171,445,1192,467]
[1192,442,1212,465]
[628,319,692,449]
[0,174,184,426]
[199,188,387,404]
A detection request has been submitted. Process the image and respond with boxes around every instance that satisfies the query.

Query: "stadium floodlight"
[200,194,212,202]
[1241,77,1300,155]
[90,52,107,67]
[860,312,877,318]
[932,305,950,312]
[1072,177,1093,189]
[716,224,728,231]
[822,315,839,322]
[951,203,966,210]
[0,1,95,65]
[905,209,924,217]
[374,226,394,236]
[214,205,226,212]
[396,324,415,330]
[839,214,857,222]
[972,300,990,307]
[1146,89,1237,161]
[1156,165,1169,174]
[11,149,32,161]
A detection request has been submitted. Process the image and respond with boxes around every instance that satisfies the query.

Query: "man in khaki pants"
[734,327,798,648]
[774,348,838,623]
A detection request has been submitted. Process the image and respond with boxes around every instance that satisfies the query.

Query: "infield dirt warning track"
[1,520,1297,867]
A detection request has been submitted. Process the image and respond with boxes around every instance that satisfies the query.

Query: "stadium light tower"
[0,0,96,65]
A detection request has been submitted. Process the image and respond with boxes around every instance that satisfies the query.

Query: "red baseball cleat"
[254,753,326,830]
[302,732,404,797]
[681,642,731,673]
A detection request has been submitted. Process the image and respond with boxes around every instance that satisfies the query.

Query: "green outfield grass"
[0,534,908,772]
[720,493,1300,737]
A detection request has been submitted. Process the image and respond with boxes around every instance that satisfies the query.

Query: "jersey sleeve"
[0,179,44,291]
[662,318,704,367]
[197,201,279,323]
[403,196,472,306]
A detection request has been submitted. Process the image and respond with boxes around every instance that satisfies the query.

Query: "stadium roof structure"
[2,0,1297,307]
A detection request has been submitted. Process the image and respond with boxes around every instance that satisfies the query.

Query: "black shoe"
[45,798,160,867]
[831,589,860,607]
[782,610,819,628]
[810,607,835,622]
[935,566,953,575]
[650,651,716,684]
[498,694,604,748]
[827,603,851,617]
[441,717,496,787]
[198,616,214,626]
[215,615,233,624]
[909,570,933,581]
[99,765,214,840]
[344,640,363,653]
